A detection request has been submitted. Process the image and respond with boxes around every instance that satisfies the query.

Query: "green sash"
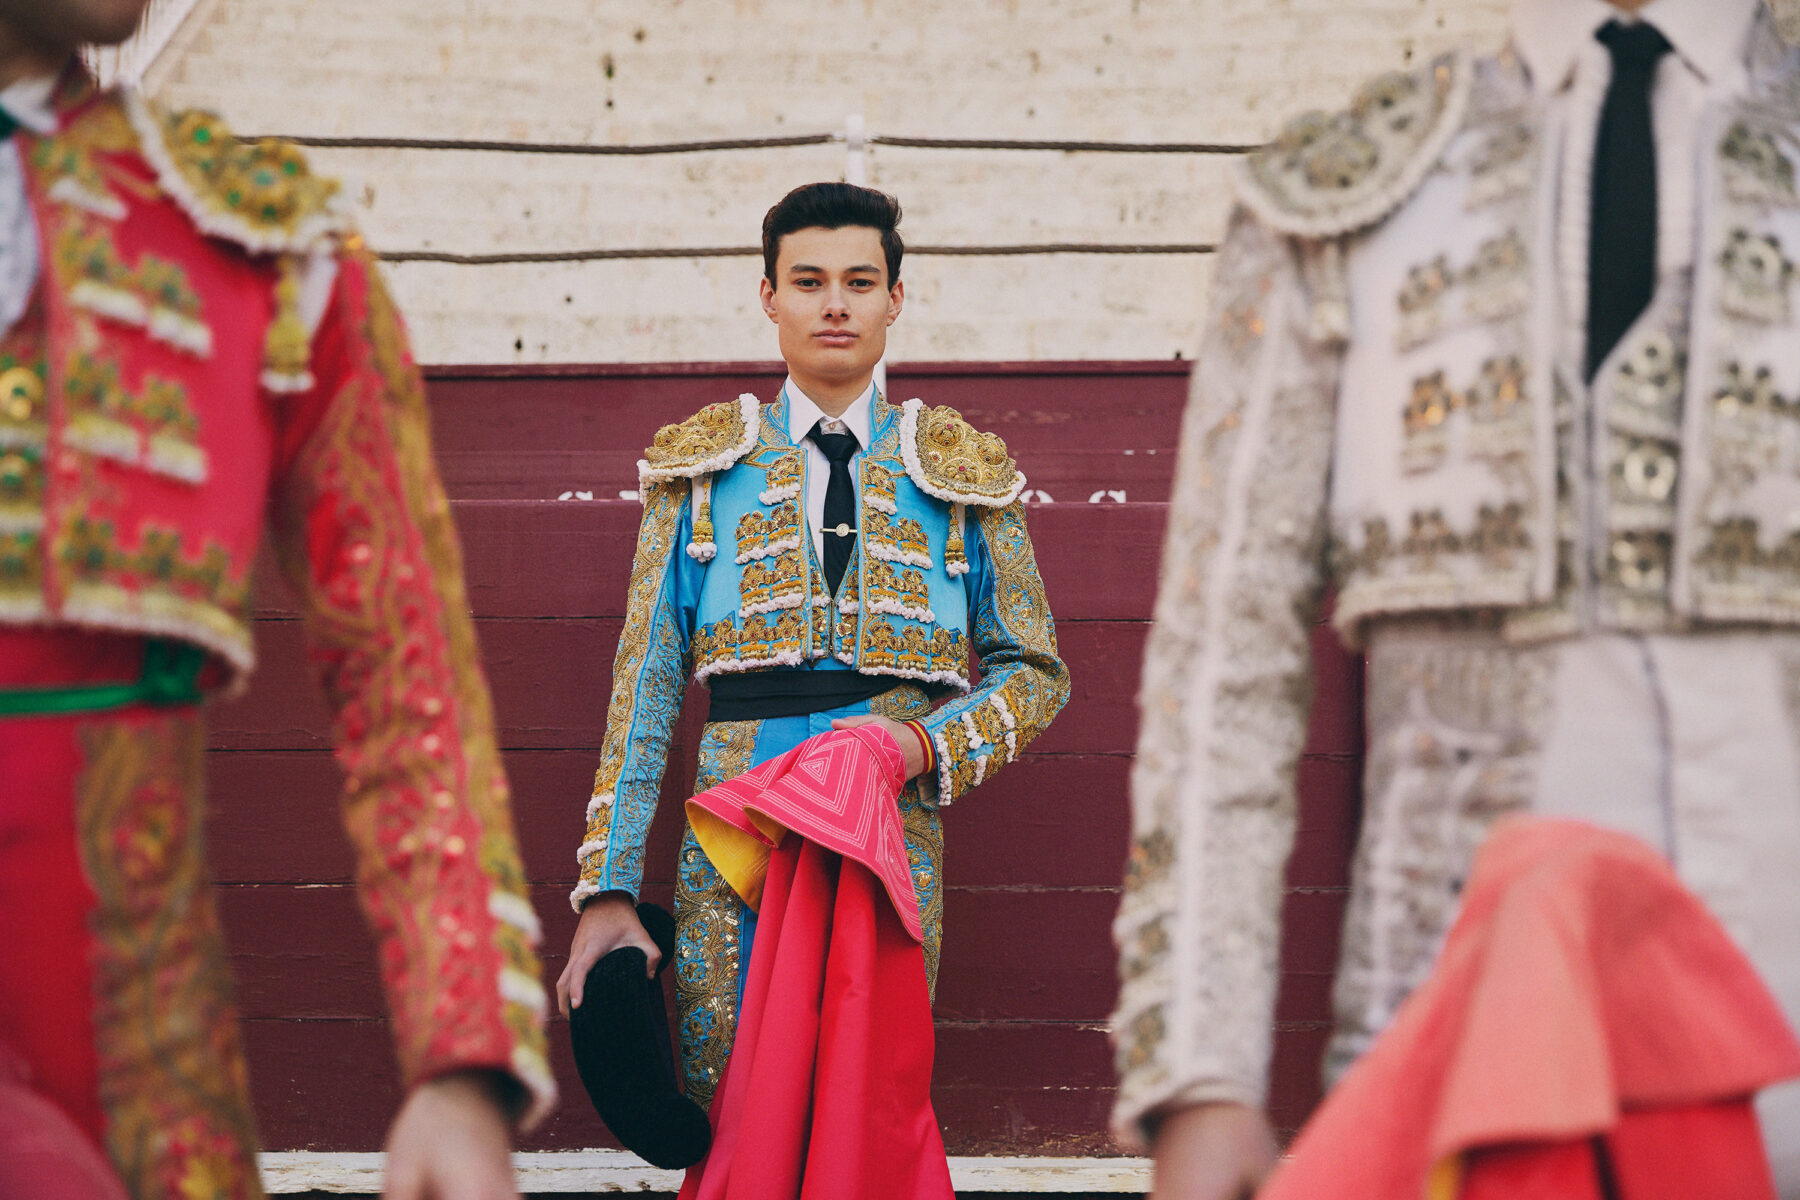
[0,638,206,717]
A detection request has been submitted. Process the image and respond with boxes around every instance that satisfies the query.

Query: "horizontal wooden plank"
[218,884,1341,1052]
[239,1018,1132,1155]
[421,366,1184,501]
[206,750,1144,891]
[220,885,1130,1026]
[934,890,1119,1023]
[255,1149,1154,1195]
[208,618,1154,755]
[434,447,1177,503]
[250,499,1172,623]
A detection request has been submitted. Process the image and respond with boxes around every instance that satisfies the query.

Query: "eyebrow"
[787,262,882,275]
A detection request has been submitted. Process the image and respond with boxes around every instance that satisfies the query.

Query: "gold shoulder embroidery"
[123,92,346,254]
[638,393,762,485]
[1235,51,1472,238]
[898,398,1024,508]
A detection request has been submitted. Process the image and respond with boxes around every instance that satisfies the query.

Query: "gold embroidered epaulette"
[123,93,347,255]
[898,398,1025,508]
[1235,51,1472,239]
[638,394,762,486]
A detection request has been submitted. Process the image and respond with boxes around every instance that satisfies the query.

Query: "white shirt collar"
[1511,0,1759,95]
[1,72,63,137]
[784,376,875,451]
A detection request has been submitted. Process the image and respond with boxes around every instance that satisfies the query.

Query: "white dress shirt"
[1511,0,1761,378]
[0,73,60,339]
[782,376,875,557]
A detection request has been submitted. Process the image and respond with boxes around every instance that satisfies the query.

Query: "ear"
[759,276,779,323]
[886,279,904,327]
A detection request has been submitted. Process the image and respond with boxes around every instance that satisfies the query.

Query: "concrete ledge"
[260,1150,1151,1193]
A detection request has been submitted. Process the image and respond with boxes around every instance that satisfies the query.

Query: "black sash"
[705,669,898,722]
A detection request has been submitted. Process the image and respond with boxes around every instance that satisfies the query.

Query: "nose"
[822,284,851,318]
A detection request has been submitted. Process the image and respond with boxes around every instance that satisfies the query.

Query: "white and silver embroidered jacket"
[1112,18,1800,1140]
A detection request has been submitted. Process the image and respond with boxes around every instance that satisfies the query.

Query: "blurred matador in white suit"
[1112,1,1800,1196]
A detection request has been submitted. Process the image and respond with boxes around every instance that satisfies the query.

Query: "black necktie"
[1585,19,1672,383]
[810,420,859,594]
[0,107,16,141]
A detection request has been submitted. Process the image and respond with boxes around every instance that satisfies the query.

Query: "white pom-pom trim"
[961,710,983,749]
[687,541,717,561]
[991,692,1016,730]
[735,535,802,566]
[866,542,933,569]
[760,484,801,505]
[946,560,970,577]
[568,878,603,913]
[512,1044,559,1128]
[71,281,148,327]
[260,369,316,394]
[501,968,549,1013]
[586,792,615,818]
[932,726,956,806]
[867,600,935,623]
[488,892,543,941]
[148,309,215,357]
[693,648,807,683]
[48,176,126,219]
[576,835,610,860]
[740,593,806,618]
[860,664,970,690]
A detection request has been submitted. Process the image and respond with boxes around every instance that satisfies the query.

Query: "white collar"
[1,71,61,137]
[1511,0,1759,95]
[784,376,875,451]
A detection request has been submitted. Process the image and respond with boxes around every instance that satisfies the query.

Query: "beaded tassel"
[945,503,969,576]
[687,474,718,561]
[260,254,314,393]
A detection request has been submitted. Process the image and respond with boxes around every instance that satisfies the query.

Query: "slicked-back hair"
[761,182,904,288]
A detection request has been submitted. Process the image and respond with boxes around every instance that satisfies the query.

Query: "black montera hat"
[568,902,712,1170]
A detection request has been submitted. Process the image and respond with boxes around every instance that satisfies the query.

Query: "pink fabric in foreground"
[1259,817,1800,1200]
[0,1045,129,1200]
[684,725,922,942]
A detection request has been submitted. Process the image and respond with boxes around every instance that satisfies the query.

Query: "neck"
[1604,0,1653,13]
[791,370,871,419]
[0,24,70,92]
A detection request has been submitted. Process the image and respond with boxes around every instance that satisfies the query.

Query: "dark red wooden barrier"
[207,362,1362,1155]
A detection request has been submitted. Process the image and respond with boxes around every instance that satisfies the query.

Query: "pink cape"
[677,726,954,1200]
[1260,817,1800,1200]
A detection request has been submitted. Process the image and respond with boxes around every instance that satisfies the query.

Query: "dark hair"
[761,182,903,287]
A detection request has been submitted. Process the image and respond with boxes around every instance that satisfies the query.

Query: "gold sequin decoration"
[675,719,761,1110]
[911,404,1021,502]
[644,399,752,476]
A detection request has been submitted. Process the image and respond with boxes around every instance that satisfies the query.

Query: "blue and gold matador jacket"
[571,388,1070,910]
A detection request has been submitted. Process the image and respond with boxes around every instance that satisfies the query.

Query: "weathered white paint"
[84,0,218,87]
[147,0,1514,364]
[258,1150,1152,1194]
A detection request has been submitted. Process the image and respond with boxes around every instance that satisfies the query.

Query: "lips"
[813,331,857,346]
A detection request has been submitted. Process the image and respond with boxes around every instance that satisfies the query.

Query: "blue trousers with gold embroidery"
[672,686,942,1109]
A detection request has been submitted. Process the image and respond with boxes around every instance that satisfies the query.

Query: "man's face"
[760,225,903,390]
[0,0,150,54]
